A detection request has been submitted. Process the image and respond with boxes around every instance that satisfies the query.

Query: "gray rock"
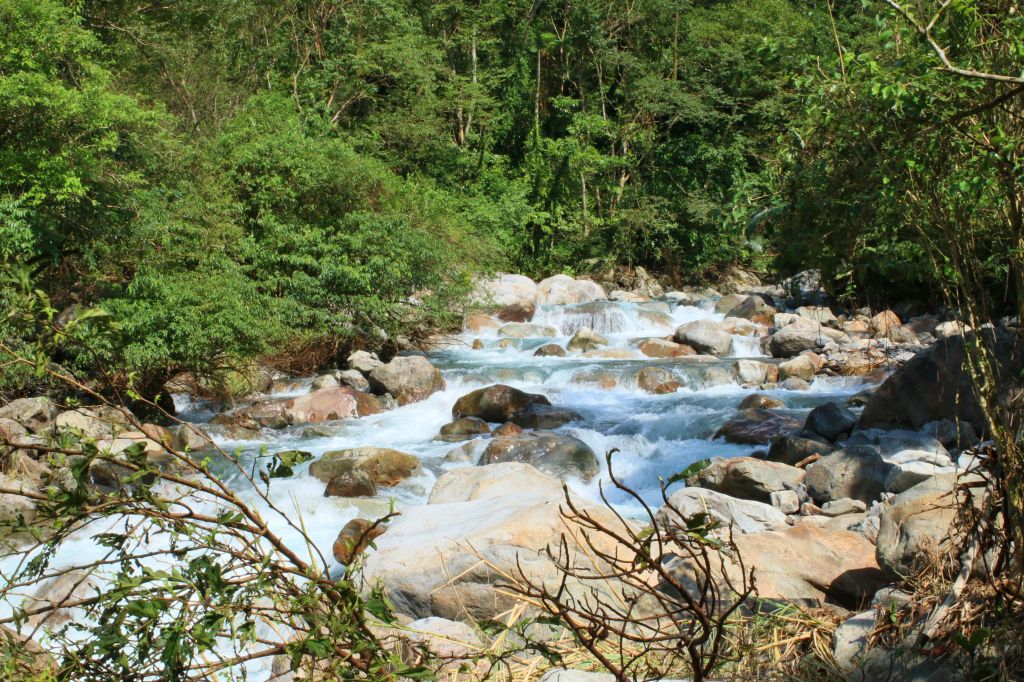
[805,446,894,505]
[714,409,801,445]
[674,320,733,356]
[311,374,340,391]
[804,401,858,442]
[480,432,599,481]
[768,326,821,358]
[498,322,558,338]
[336,369,371,392]
[770,489,801,514]
[821,498,867,517]
[659,487,788,534]
[778,355,817,381]
[690,457,804,504]
[347,350,383,374]
[368,356,445,405]
[510,404,582,429]
[767,435,835,465]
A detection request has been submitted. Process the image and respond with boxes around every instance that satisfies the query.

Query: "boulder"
[536,275,606,305]
[859,336,991,434]
[498,322,558,338]
[738,393,783,410]
[767,435,835,466]
[452,385,551,422]
[674,320,732,356]
[636,367,681,394]
[534,343,567,357]
[689,457,804,504]
[336,369,371,392]
[285,387,381,423]
[480,432,599,481]
[714,293,748,315]
[657,487,788,534]
[309,447,422,487]
[770,490,801,514]
[870,310,902,338]
[171,424,215,451]
[400,617,484,675]
[803,402,858,442]
[796,306,839,328]
[0,397,55,433]
[347,350,383,375]
[368,356,445,405]
[465,313,502,334]
[473,274,538,315]
[733,360,776,386]
[439,417,491,441]
[778,355,817,381]
[311,374,340,391]
[0,471,41,524]
[567,327,608,352]
[768,326,821,358]
[714,409,801,445]
[428,462,564,504]
[54,406,130,439]
[634,338,696,358]
[360,464,633,621]
[876,473,967,580]
[334,518,387,564]
[492,423,524,438]
[821,498,867,517]
[670,523,885,608]
[885,460,956,494]
[729,296,776,321]
[324,471,377,498]
[805,446,894,505]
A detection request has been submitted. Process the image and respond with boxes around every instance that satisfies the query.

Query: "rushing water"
[1,297,873,679]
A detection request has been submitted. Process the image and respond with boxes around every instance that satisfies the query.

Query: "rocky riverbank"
[0,268,1013,681]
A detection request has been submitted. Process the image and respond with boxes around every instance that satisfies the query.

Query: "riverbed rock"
[729,295,776,321]
[636,367,681,394]
[475,272,540,311]
[536,275,606,305]
[0,397,55,433]
[510,404,582,429]
[803,402,858,442]
[733,360,777,386]
[689,457,804,504]
[311,374,340,391]
[875,473,967,580]
[368,356,445,405]
[674,320,732,356]
[796,306,839,328]
[534,343,567,357]
[766,435,835,465]
[439,416,491,441]
[658,487,788,534]
[768,325,821,358]
[334,518,387,564]
[859,336,990,434]
[286,387,382,423]
[453,384,551,422]
[400,617,484,675]
[324,470,378,498]
[498,322,558,338]
[634,338,695,358]
[714,409,802,445]
[821,498,867,517]
[567,327,608,352]
[465,312,503,334]
[737,394,782,410]
[778,355,817,382]
[804,446,894,505]
[428,461,564,504]
[171,424,215,451]
[54,406,130,439]
[335,369,371,392]
[347,350,384,375]
[480,432,599,481]
[309,447,422,487]
[870,310,902,338]
[361,463,633,621]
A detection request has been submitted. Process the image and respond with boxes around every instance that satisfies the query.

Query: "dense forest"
[1,0,1021,397]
